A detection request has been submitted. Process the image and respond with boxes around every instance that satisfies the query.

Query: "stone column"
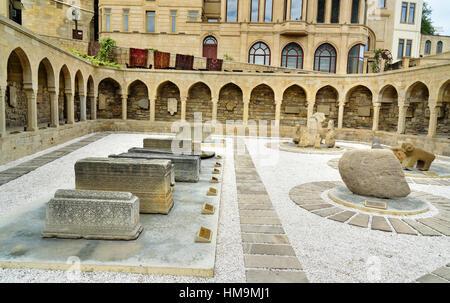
[180,96,187,121]
[325,0,331,23]
[49,89,59,127]
[90,96,97,120]
[275,100,282,126]
[121,96,127,120]
[372,103,381,131]
[337,101,345,129]
[80,95,87,122]
[150,98,155,122]
[0,86,6,137]
[427,103,439,138]
[397,103,409,134]
[306,101,314,127]
[243,99,250,124]
[66,92,75,124]
[211,98,218,122]
[25,89,38,131]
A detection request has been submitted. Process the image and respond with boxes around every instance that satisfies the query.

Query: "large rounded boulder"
[338,149,411,199]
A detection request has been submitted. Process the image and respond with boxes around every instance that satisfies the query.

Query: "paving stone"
[371,216,392,232]
[240,217,282,225]
[301,203,333,211]
[416,274,449,283]
[239,204,274,210]
[328,210,356,223]
[312,207,343,217]
[432,267,450,280]
[403,219,442,236]
[246,269,308,283]
[244,255,302,270]
[241,233,289,244]
[348,214,370,228]
[240,224,285,234]
[417,218,450,236]
[239,210,278,218]
[388,218,418,235]
[243,244,296,256]
[238,194,272,204]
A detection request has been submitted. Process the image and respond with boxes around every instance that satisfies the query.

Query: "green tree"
[421,2,436,35]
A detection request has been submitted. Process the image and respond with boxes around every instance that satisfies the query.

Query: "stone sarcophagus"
[75,158,174,214]
[42,189,143,240]
[143,136,192,152]
[110,150,200,182]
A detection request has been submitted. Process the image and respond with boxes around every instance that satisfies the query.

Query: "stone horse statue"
[293,113,336,148]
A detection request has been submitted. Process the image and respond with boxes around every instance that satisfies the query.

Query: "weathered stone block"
[110,150,200,182]
[42,189,143,240]
[75,157,174,214]
[143,136,192,152]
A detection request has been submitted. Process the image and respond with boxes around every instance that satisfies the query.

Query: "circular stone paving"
[266,141,345,154]
[289,181,450,236]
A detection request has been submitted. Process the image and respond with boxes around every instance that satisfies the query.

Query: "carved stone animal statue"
[293,113,336,148]
[389,146,406,163]
[400,143,435,171]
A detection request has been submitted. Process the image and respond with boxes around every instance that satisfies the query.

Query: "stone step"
[244,255,302,270]
[243,244,296,256]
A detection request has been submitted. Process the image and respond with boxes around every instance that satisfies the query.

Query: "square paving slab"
[0,155,224,277]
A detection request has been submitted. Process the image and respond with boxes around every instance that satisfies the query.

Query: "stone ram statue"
[399,143,435,171]
[293,113,336,148]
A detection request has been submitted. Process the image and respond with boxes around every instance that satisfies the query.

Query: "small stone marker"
[195,226,212,243]
[201,203,215,215]
[210,176,219,183]
[215,162,222,167]
[423,171,438,176]
[215,155,222,159]
[207,187,217,196]
[364,200,387,210]
[212,168,220,174]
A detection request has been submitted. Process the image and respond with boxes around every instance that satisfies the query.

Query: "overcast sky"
[425,0,450,36]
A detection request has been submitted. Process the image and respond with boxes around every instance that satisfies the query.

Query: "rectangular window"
[251,0,259,22]
[208,18,218,22]
[351,0,360,24]
[291,0,303,20]
[401,2,407,23]
[408,3,415,23]
[331,0,340,23]
[123,9,129,32]
[379,0,385,7]
[398,39,405,58]
[264,0,273,22]
[146,11,155,33]
[317,0,325,23]
[105,8,111,31]
[188,11,198,21]
[406,40,412,56]
[226,0,238,22]
[170,11,177,33]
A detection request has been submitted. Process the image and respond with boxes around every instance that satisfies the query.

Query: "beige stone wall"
[420,34,450,56]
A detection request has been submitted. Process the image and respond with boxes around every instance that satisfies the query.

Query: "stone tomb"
[110,150,201,182]
[42,190,143,240]
[143,136,192,152]
[75,158,174,214]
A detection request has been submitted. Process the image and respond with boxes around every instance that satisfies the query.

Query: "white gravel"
[0,133,245,283]
[245,137,450,283]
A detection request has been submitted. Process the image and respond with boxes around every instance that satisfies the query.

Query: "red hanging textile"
[207,58,223,71]
[129,48,148,67]
[175,54,194,70]
[154,51,171,69]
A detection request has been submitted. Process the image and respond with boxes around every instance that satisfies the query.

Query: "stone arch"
[378,85,399,132]
[127,80,150,120]
[5,48,32,132]
[187,82,212,122]
[314,85,339,124]
[74,70,84,122]
[218,83,243,124]
[343,85,373,129]
[97,77,122,119]
[280,84,307,127]
[405,81,429,135]
[58,65,71,124]
[86,75,95,120]
[155,81,181,122]
[436,79,450,137]
[249,84,275,122]
[36,58,55,128]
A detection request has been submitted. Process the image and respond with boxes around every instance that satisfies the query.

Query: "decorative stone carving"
[226,101,236,111]
[390,146,407,163]
[42,189,143,240]
[400,143,435,171]
[98,93,107,110]
[75,157,175,214]
[293,113,336,148]
[168,97,178,115]
[138,98,149,109]
[111,149,201,182]
[8,84,17,108]
[338,149,411,199]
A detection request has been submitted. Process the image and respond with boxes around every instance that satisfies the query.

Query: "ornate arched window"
[437,41,443,54]
[347,44,365,74]
[314,43,337,73]
[249,42,271,65]
[425,40,431,55]
[281,43,303,69]
[203,36,218,59]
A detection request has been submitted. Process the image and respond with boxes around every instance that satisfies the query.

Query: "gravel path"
[0,134,245,282]
[245,137,450,283]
